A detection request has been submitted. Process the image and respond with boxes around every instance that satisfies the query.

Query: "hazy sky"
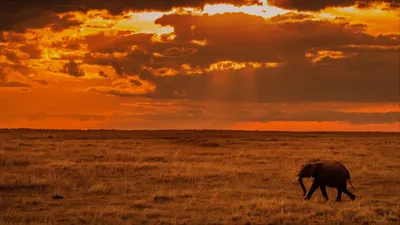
[0,0,399,131]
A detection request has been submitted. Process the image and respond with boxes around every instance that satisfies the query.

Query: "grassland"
[0,129,399,225]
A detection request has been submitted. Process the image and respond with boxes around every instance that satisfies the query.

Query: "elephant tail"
[348,178,355,189]
[343,165,355,188]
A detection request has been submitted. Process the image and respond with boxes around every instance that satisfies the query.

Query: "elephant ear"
[309,164,317,177]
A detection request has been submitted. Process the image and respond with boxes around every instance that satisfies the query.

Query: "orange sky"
[0,0,399,131]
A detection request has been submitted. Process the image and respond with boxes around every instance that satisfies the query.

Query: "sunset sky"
[0,0,399,131]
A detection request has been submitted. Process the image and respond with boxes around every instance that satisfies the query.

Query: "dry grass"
[0,129,399,225]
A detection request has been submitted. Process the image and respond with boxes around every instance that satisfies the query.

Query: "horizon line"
[1,128,398,133]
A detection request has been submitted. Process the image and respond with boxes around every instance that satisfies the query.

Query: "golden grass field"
[0,129,399,225]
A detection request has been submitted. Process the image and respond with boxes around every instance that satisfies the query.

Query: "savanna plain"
[0,129,399,225]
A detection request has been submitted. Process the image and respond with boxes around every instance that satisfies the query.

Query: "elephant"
[293,161,356,201]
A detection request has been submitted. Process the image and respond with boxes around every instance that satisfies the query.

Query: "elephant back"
[318,162,350,184]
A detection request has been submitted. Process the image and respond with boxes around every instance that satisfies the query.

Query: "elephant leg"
[336,188,342,201]
[320,185,329,200]
[304,181,319,201]
[343,187,356,201]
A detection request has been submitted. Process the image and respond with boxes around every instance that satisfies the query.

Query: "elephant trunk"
[298,177,306,196]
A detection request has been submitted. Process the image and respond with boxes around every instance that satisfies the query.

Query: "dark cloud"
[50,14,82,32]
[28,105,400,124]
[231,110,399,124]
[7,0,260,13]
[33,79,49,85]
[98,70,108,78]
[268,0,399,11]
[109,61,125,77]
[9,64,38,77]
[19,44,42,59]
[87,87,141,98]
[0,64,32,88]
[5,51,19,61]
[82,12,398,103]
[84,12,390,71]
[84,55,127,77]
[357,0,400,8]
[0,9,81,32]
[0,9,58,31]
[84,52,152,77]
[1,32,26,43]
[268,0,354,11]
[61,60,85,77]
[151,53,398,103]
[124,107,399,124]
[0,0,260,31]
[0,81,31,88]
[139,68,156,82]
[96,48,399,103]
[130,79,142,87]
[154,13,398,67]
[84,32,153,53]
[163,47,198,58]
[82,32,159,76]
[1,44,42,61]
[52,38,82,51]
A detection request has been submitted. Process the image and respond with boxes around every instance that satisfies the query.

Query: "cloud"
[139,68,156,82]
[50,14,83,32]
[0,9,82,32]
[130,79,142,87]
[154,13,398,67]
[0,81,31,88]
[87,77,155,97]
[33,79,49,85]
[0,0,261,31]
[84,32,153,53]
[162,48,397,102]
[0,65,32,88]
[76,12,397,82]
[89,48,398,103]
[82,32,156,76]
[19,44,42,59]
[84,54,135,77]
[120,103,399,124]
[1,32,26,43]
[61,60,85,77]
[98,71,108,78]
[78,12,398,103]
[268,0,399,11]
[1,5,398,110]
[5,0,261,14]
[231,110,400,124]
